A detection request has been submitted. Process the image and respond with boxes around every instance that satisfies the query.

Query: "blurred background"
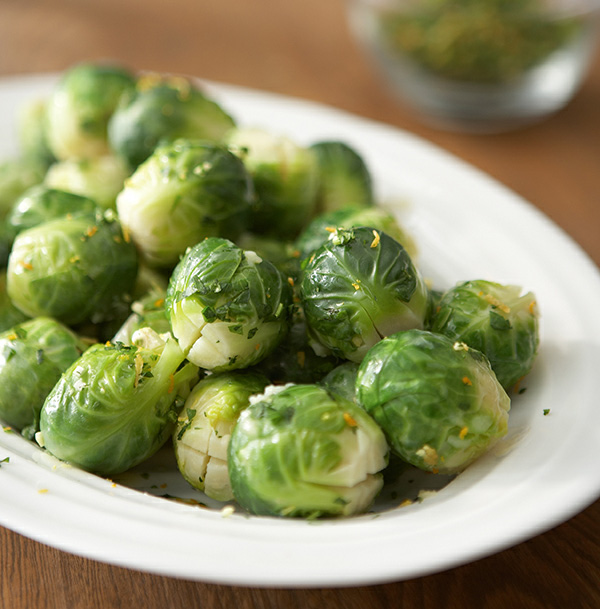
[1,0,599,259]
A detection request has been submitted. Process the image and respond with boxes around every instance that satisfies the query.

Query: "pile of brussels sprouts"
[0,62,540,519]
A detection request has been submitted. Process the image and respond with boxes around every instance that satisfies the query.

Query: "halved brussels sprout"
[227,127,319,238]
[166,237,293,371]
[173,370,269,501]
[45,62,136,160]
[295,204,417,261]
[309,141,374,213]
[44,154,130,209]
[108,74,236,168]
[7,185,98,235]
[430,279,540,391]
[300,226,429,362]
[0,317,86,435]
[356,329,510,474]
[116,139,253,268]
[38,329,199,476]
[228,383,389,518]
[6,209,138,325]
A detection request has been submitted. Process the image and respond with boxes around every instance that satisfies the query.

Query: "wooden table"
[1,1,599,607]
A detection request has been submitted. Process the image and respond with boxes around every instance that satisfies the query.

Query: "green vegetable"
[227,127,319,239]
[108,74,236,168]
[116,139,253,268]
[356,329,510,474]
[0,317,86,436]
[17,98,55,166]
[253,317,340,385]
[45,62,136,160]
[228,383,389,518]
[7,185,98,235]
[320,361,360,404]
[295,204,417,261]
[310,141,374,213]
[430,279,540,391]
[173,370,269,501]
[0,273,29,331]
[113,288,171,344]
[300,226,429,362]
[38,330,199,476]
[44,154,130,209]
[6,209,138,326]
[0,157,46,220]
[166,237,293,371]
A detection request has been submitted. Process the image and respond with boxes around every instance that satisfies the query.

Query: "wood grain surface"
[1,1,599,607]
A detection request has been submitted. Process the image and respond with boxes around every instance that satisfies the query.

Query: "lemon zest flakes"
[287,277,294,288]
[343,412,358,427]
[370,230,381,248]
[416,444,439,467]
[19,261,33,271]
[483,292,510,314]
[529,300,537,315]
[459,426,469,440]
[352,281,361,291]
[325,226,336,233]
[462,376,472,386]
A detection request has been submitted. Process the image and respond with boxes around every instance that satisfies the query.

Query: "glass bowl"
[346,0,600,132]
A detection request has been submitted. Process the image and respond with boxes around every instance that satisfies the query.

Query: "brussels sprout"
[235,232,302,283]
[0,157,46,219]
[0,221,16,269]
[309,141,374,213]
[300,227,429,362]
[17,98,55,166]
[166,237,293,371]
[45,62,136,160]
[0,273,29,331]
[38,329,199,476]
[108,74,236,169]
[295,204,418,261]
[430,279,540,391]
[173,370,270,501]
[356,329,510,474]
[253,317,340,385]
[227,127,319,238]
[0,317,86,435]
[7,185,98,235]
[113,288,171,344]
[44,154,130,209]
[116,139,253,268]
[320,361,360,404]
[228,383,389,518]
[6,209,138,326]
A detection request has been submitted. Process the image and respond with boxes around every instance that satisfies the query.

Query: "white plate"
[1,73,600,588]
